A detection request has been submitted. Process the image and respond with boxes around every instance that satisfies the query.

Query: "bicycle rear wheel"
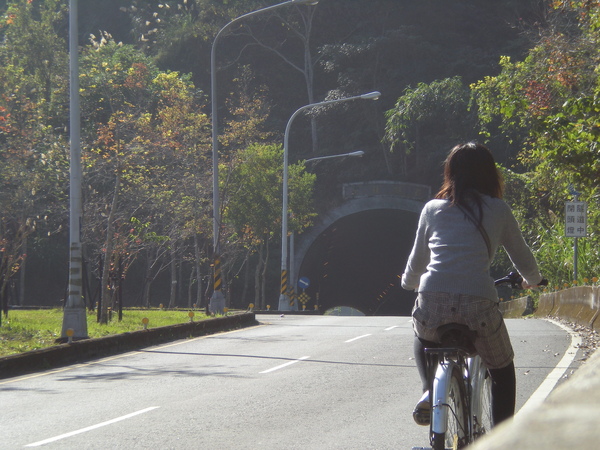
[431,365,469,450]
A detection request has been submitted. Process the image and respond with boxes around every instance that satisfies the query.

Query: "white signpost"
[565,200,587,280]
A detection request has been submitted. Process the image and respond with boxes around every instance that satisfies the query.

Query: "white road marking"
[260,356,310,374]
[517,318,582,417]
[345,334,372,343]
[25,407,160,447]
[385,326,400,331]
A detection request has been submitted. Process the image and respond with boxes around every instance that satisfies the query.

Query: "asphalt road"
[0,315,573,449]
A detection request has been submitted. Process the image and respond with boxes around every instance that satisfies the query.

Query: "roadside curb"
[0,313,257,380]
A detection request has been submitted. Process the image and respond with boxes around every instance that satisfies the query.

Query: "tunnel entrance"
[298,209,419,316]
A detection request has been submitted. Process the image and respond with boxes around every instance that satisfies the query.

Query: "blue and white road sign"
[298,277,310,289]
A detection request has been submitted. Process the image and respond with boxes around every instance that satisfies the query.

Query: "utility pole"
[61,0,88,340]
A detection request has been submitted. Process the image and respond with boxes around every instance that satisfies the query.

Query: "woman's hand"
[521,280,534,289]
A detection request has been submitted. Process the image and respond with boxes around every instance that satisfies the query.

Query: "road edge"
[0,313,257,380]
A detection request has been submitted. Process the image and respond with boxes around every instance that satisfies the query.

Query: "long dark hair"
[435,142,504,223]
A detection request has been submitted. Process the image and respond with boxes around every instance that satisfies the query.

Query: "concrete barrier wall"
[498,296,533,318]
[536,289,556,317]
[501,286,600,330]
[538,286,599,329]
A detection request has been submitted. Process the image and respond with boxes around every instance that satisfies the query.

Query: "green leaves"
[384,76,470,154]
[474,1,600,284]
[384,76,475,176]
[222,143,315,245]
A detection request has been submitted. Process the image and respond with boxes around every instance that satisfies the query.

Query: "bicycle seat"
[435,323,478,355]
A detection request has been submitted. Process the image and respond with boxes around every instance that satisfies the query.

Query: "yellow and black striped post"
[209,253,225,314]
[278,269,292,311]
[289,285,296,308]
[280,269,288,297]
[213,254,223,293]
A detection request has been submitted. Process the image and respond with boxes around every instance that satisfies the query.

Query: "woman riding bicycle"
[401,142,543,427]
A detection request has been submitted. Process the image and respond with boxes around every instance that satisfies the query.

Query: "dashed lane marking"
[345,334,372,343]
[260,356,310,374]
[25,407,160,447]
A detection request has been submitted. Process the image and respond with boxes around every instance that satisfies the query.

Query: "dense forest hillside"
[1,0,599,313]
[78,0,541,180]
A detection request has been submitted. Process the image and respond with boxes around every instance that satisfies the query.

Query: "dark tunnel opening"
[298,209,420,316]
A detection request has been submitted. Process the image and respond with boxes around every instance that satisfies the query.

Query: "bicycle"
[412,272,547,450]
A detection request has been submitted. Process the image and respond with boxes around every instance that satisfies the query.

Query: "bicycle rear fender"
[431,359,454,434]
[469,356,485,421]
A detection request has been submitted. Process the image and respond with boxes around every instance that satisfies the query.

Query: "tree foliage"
[0,0,69,315]
[79,33,213,318]
[222,143,315,307]
[2,0,593,310]
[384,76,475,177]
[471,0,600,283]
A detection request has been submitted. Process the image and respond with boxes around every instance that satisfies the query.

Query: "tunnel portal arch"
[292,182,430,316]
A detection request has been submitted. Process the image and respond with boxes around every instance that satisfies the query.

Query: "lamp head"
[292,0,319,5]
[348,150,365,158]
[360,91,381,100]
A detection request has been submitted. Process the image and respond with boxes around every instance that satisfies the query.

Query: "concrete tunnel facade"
[291,186,428,316]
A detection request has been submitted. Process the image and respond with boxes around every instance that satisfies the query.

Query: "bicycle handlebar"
[494,271,548,289]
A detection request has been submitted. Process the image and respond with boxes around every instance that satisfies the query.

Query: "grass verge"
[0,308,213,357]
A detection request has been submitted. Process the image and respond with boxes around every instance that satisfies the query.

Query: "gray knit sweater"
[401,196,542,301]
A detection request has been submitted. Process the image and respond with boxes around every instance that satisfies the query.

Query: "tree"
[210,66,275,305]
[80,34,212,319]
[237,3,321,152]
[132,70,213,309]
[384,76,475,178]
[471,0,600,284]
[222,143,315,308]
[0,0,69,314]
[0,0,69,111]
[0,67,63,313]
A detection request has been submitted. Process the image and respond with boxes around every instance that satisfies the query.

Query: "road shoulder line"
[517,318,581,417]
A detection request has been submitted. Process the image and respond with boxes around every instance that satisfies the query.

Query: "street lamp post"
[210,0,319,314]
[61,0,88,340]
[278,92,381,311]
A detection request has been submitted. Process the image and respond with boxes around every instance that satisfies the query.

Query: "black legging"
[414,336,515,425]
